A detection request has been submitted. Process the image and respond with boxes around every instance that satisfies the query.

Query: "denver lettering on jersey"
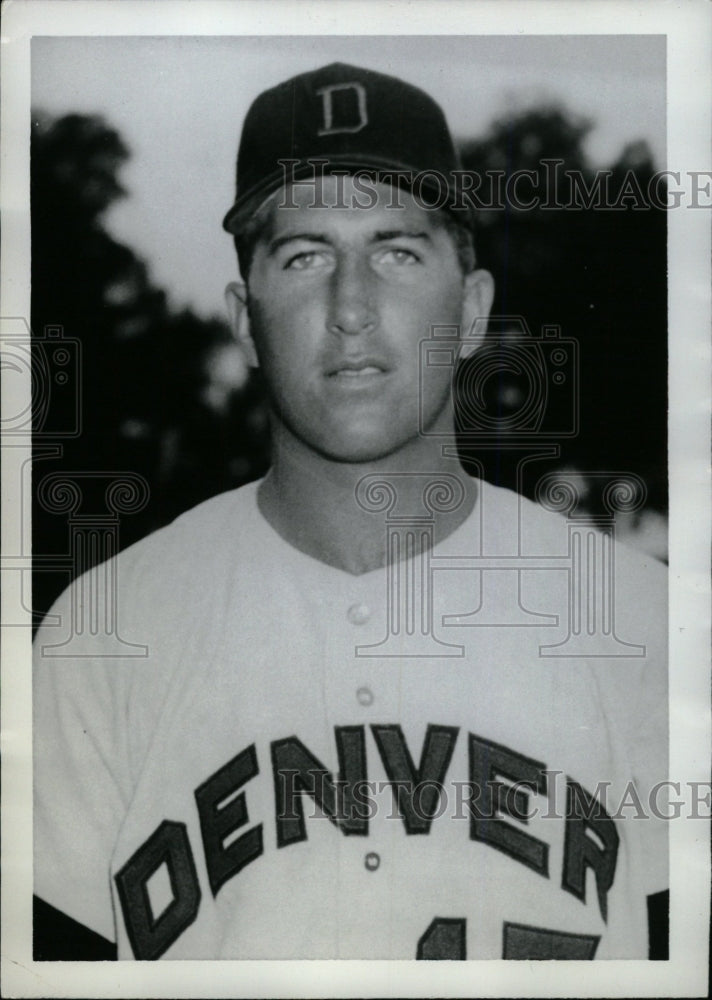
[115,725,618,959]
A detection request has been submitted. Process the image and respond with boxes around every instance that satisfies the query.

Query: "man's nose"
[327,258,377,336]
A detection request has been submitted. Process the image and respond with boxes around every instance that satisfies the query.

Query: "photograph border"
[2,1,710,997]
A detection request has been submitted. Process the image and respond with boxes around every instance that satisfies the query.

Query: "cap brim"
[222,155,469,234]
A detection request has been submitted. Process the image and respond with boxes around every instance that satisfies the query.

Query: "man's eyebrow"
[372,230,432,243]
[268,233,331,254]
[266,229,433,255]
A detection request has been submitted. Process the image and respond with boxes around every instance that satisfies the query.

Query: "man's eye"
[284,251,328,270]
[378,248,420,265]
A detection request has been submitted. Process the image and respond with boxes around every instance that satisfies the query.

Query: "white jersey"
[33,478,668,960]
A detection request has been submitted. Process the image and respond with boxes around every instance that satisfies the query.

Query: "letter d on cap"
[316,82,368,135]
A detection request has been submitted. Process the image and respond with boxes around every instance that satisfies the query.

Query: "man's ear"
[459,268,495,361]
[225,281,259,368]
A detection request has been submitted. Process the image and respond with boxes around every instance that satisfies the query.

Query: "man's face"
[233,176,491,464]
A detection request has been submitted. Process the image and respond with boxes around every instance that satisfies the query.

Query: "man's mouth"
[332,366,383,379]
[327,358,388,379]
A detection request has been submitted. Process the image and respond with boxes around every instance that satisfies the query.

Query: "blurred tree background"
[31,107,667,618]
[456,106,667,536]
[31,113,270,619]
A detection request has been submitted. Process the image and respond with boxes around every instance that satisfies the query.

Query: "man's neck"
[257,424,478,576]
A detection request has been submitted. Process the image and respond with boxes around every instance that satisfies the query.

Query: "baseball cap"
[222,62,470,233]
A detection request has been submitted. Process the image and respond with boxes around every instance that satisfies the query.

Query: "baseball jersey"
[33,477,668,960]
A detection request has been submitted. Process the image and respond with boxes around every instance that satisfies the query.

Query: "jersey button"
[356,686,374,707]
[364,852,380,871]
[347,603,370,625]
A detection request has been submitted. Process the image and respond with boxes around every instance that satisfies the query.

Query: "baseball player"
[33,63,668,961]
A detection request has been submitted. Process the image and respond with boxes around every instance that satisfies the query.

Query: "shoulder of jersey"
[124,480,266,587]
[40,481,263,626]
[481,477,667,595]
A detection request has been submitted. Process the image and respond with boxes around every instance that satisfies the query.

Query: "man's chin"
[313,432,428,467]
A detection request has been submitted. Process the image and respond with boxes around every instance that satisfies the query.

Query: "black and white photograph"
[1,2,710,997]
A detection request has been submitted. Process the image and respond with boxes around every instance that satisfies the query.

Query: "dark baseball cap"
[222,61,470,233]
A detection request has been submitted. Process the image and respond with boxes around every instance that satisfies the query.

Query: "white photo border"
[2,1,710,997]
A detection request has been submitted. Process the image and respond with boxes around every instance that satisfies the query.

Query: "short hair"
[233,189,476,282]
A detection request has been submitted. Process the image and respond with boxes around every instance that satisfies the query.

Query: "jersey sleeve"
[632,660,669,898]
[33,583,136,942]
[625,552,669,899]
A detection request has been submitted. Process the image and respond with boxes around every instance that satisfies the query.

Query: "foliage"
[31,113,269,617]
[457,108,667,516]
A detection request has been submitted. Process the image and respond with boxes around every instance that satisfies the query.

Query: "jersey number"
[417,917,600,960]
